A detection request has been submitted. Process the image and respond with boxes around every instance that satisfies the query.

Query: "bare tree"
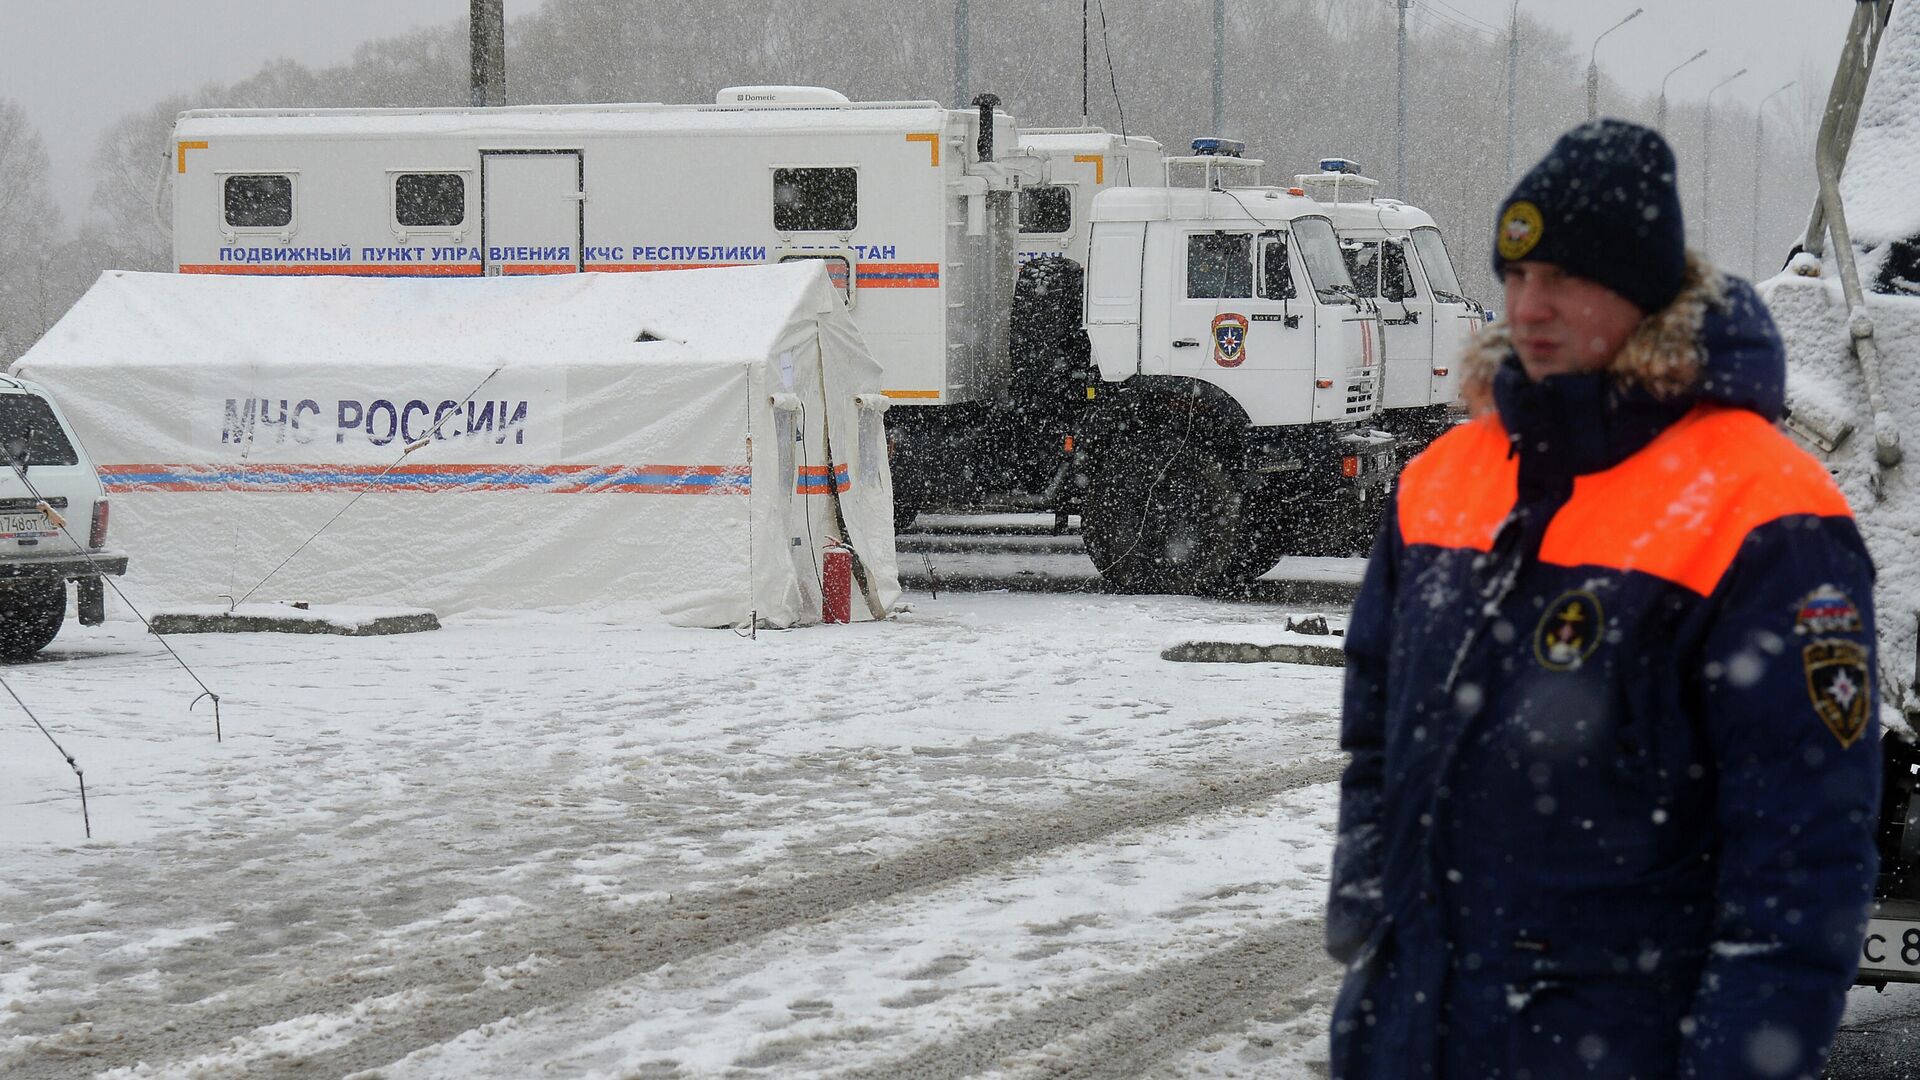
[0,100,64,363]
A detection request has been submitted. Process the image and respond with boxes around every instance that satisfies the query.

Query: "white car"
[0,374,128,659]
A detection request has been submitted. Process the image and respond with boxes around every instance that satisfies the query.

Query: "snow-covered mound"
[1840,0,1920,253]
[1765,272,1920,724]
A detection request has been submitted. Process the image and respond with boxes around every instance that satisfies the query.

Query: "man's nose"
[1507,276,1552,324]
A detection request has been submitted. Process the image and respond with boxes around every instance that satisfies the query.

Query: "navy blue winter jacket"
[1327,267,1880,1080]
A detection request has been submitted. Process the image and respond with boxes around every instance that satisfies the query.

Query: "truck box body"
[172,99,1027,409]
[1014,129,1165,268]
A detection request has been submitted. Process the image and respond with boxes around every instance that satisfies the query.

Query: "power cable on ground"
[4,456,226,740]
[4,674,90,837]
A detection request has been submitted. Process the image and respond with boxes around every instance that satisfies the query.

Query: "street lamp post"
[1703,68,1748,258]
[1212,0,1225,135]
[1507,1,1520,181]
[1587,8,1644,120]
[1656,48,1709,132]
[1752,80,1797,278]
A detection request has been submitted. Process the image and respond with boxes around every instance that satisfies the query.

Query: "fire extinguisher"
[822,538,853,624]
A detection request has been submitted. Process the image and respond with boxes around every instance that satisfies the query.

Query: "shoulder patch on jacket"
[1796,586,1872,748]
[1538,405,1853,595]
[1397,416,1518,552]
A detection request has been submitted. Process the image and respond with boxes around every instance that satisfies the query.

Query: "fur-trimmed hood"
[1460,253,1787,422]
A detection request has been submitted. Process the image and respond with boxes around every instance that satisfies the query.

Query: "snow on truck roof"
[1088,185,1333,225]
[20,263,841,372]
[1017,128,1163,153]
[174,100,964,139]
[1310,198,1439,233]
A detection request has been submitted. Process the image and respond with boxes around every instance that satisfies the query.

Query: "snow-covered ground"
[0,588,1350,1079]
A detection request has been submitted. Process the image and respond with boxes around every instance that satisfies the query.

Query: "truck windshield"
[0,394,78,467]
[1410,226,1467,302]
[1292,217,1356,303]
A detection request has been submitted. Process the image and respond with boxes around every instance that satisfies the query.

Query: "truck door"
[1174,230,1316,427]
[1409,226,1477,408]
[1247,232,1314,425]
[1345,238,1432,411]
[481,151,583,276]
[1379,239,1435,410]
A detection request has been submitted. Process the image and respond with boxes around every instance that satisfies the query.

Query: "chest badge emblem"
[1534,590,1603,671]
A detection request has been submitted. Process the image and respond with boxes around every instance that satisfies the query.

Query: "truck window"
[773,167,857,232]
[395,173,466,228]
[224,175,293,229]
[1342,241,1381,297]
[1259,235,1296,300]
[1410,226,1466,301]
[1019,186,1073,234]
[1187,233,1253,298]
[1381,241,1417,302]
[0,395,78,467]
[777,254,853,303]
[1292,217,1357,304]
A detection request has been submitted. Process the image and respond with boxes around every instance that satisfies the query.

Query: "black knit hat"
[1492,119,1686,315]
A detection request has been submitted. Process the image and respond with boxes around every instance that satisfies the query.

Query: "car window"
[1343,241,1381,297]
[1187,232,1253,298]
[0,395,78,466]
[1381,241,1417,302]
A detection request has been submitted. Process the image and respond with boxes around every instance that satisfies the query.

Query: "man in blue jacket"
[1327,119,1881,1079]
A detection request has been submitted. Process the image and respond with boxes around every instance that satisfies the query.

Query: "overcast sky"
[0,0,1861,222]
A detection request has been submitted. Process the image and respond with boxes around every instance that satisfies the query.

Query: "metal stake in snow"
[3,456,226,742]
[4,675,90,838]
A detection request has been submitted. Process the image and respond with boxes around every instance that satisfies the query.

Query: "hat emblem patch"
[1499,201,1545,261]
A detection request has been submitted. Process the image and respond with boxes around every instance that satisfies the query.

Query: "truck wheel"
[893,497,921,534]
[0,581,66,661]
[888,427,927,533]
[1084,439,1240,593]
[1218,488,1298,588]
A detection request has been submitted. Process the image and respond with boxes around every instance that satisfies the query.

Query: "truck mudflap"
[0,550,129,581]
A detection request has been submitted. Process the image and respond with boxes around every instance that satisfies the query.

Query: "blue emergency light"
[1192,138,1246,158]
[1319,158,1362,175]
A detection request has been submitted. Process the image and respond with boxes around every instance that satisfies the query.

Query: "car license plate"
[0,511,49,538]
[1861,916,1920,974]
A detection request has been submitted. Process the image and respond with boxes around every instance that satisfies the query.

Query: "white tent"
[13,265,901,628]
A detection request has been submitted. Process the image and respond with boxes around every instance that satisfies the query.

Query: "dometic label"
[194,374,565,462]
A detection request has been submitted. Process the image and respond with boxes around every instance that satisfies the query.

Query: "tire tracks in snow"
[11,756,1342,1079]
[835,918,1339,1080]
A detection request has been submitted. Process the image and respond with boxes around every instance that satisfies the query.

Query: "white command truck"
[1298,160,1481,461]
[169,90,1389,592]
